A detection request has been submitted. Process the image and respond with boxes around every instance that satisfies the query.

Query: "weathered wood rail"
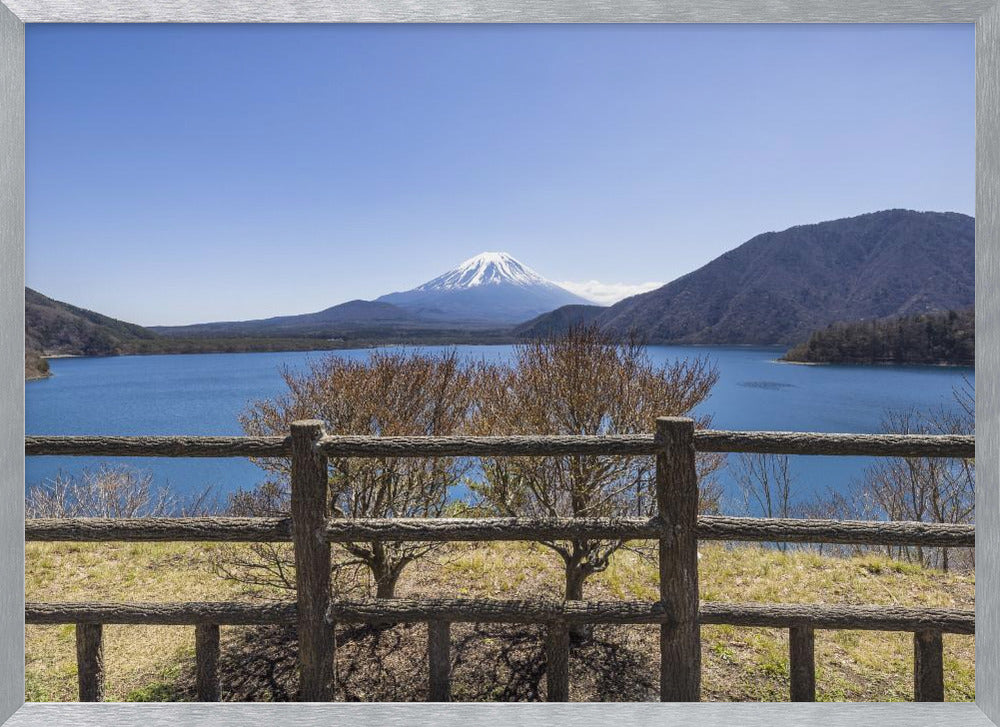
[25,420,975,703]
[26,599,974,632]
[26,430,975,459]
[25,514,975,547]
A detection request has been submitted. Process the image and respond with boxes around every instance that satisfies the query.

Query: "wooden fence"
[24,418,975,703]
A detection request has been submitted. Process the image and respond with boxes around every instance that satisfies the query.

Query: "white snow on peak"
[415,252,554,291]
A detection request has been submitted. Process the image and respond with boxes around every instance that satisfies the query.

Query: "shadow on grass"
[166,622,658,702]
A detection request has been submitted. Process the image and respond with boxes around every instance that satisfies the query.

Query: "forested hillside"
[782,308,974,365]
[26,287,158,357]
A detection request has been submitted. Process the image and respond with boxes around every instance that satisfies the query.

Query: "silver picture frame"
[1,3,997,725]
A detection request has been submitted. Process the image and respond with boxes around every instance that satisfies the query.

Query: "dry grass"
[25,540,974,702]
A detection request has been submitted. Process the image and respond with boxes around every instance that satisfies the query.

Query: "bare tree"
[733,453,796,551]
[472,326,721,609]
[795,377,975,567]
[852,397,974,571]
[26,464,214,518]
[735,453,795,518]
[796,487,857,557]
[954,374,974,423]
[228,349,477,598]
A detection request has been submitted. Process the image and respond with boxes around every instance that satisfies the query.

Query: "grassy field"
[25,540,974,703]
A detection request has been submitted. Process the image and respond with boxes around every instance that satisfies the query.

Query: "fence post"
[789,626,816,701]
[427,620,451,702]
[195,624,221,702]
[76,623,103,702]
[546,621,570,702]
[914,629,945,701]
[655,417,701,702]
[291,419,334,701]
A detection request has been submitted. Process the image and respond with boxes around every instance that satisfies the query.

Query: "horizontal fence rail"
[695,516,975,547]
[328,516,658,542]
[693,430,974,459]
[328,598,673,625]
[26,601,297,625]
[24,598,671,626]
[25,515,976,548]
[25,516,294,542]
[698,602,974,635]
[25,435,292,458]
[27,516,666,543]
[317,434,659,458]
[25,599,974,633]
[23,420,976,704]
[26,429,975,460]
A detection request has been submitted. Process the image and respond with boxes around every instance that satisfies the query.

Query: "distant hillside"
[534,210,972,345]
[783,308,974,366]
[513,304,607,338]
[151,299,422,338]
[26,287,159,357]
[23,288,517,375]
[24,289,361,379]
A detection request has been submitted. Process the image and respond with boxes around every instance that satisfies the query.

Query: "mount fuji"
[151,251,591,338]
[376,252,591,324]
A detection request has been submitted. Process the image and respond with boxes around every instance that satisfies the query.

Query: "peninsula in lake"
[782,308,974,366]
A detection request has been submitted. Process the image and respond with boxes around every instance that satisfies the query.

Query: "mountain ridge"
[524,209,974,345]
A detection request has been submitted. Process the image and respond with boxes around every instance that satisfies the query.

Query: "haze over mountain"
[376,252,591,324]
[520,210,974,345]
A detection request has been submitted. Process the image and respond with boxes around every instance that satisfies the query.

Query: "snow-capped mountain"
[414,252,555,291]
[377,252,591,324]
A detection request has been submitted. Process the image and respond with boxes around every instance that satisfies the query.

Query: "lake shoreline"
[30,340,788,363]
[777,358,974,369]
[27,345,974,502]
[29,343,974,375]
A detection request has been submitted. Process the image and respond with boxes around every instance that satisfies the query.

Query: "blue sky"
[27,24,974,326]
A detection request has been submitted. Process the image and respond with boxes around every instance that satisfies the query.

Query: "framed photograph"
[2,3,999,727]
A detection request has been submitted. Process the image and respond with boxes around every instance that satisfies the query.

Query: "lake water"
[26,346,973,512]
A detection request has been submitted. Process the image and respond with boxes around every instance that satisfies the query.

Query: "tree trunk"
[369,543,401,600]
[565,566,585,601]
[368,560,401,630]
[565,562,592,642]
[376,572,400,599]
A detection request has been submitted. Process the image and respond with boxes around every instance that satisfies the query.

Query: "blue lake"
[25,346,973,512]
